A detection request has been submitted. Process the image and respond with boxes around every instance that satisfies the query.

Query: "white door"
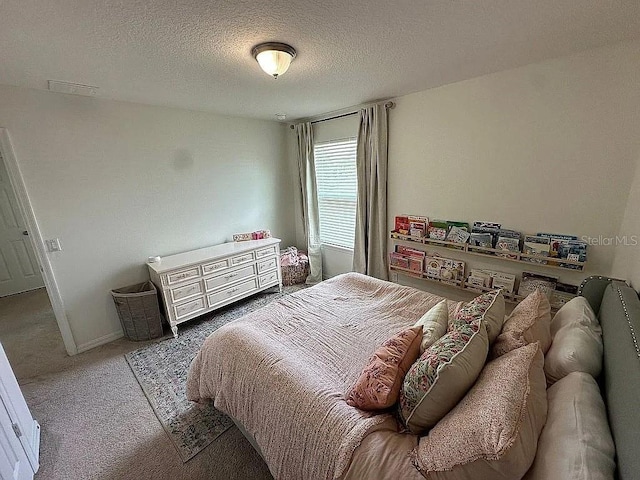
[0,151,43,297]
[0,343,39,479]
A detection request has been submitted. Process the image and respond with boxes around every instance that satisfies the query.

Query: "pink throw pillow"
[346,326,423,410]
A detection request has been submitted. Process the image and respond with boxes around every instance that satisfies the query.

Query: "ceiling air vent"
[48,80,99,97]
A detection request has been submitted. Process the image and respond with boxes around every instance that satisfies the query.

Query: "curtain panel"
[353,104,389,280]
[295,122,323,284]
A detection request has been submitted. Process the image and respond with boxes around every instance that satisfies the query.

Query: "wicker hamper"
[110,281,164,341]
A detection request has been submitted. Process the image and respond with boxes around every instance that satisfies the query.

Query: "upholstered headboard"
[579,277,640,480]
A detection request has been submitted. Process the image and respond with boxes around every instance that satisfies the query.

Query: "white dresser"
[148,238,282,337]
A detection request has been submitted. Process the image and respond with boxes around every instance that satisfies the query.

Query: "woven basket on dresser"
[110,281,164,341]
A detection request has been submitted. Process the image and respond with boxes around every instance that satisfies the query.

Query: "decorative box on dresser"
[148,238,282,337]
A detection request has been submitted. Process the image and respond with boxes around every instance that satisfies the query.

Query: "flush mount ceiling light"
[251,42,297,79]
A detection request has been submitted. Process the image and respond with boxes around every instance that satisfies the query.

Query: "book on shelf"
[467,269,493,288]
[536,233,577,257]
[518,272,558,299]
[390,252,410,269]
[425,255,465,283]
[473,221,502,230]
[496,236,520,259]
[469,233,493,248]
[492,272,517,294]
[550,282,579,309]
[396,245,426,258]
[408,215,428,238]
[558,241,587,266]
[428,220,448,240]
[471,222,501,248]
[394,215,410,235]
[446,225,471,244]
[390,251,424,273]
[522,235,550,264]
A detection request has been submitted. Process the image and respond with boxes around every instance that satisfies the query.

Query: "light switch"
[45,238,62,252]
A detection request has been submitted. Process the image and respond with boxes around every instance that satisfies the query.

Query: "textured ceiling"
[1,1,639,121]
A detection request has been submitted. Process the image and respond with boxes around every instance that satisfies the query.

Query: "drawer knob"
[228,288,239,295]
[224,273,237,279]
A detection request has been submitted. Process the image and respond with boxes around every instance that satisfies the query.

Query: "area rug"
[125,285,305,462]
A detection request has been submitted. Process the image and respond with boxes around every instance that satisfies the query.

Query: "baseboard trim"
[76,330,124,353]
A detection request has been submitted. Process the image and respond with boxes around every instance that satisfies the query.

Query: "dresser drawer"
[230,252,254,266]
[202,259,229,275]
[257,257,277,273]
[169,280,203,303]
[259,270,279,287]
[205,264,256,292]
[207,278,258,308]
[174,296,206,320]
[166,267,200,285]
[255,245,277,259]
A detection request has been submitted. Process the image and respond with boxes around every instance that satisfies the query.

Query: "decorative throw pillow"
[412,342,547,480]
[345,325,423,410]
[414,300,449,353]
[550,296,599,337]
[399,293,502,434]
[454,290,505,344]
[544,323,603,385]
[523,372,615,480]
[492,290,551,358]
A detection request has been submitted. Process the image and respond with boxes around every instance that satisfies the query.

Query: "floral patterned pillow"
[399,291,503,434]
[345,325,423,410]
[453,289,505,344]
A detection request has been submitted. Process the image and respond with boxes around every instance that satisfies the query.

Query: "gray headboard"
[580,276,640,480]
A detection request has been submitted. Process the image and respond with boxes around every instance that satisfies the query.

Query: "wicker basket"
[111,281,164,341]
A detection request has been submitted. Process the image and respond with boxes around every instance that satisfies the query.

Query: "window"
[314,137,358,249]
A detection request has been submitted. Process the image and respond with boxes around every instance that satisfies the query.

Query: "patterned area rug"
[125,285,305,462]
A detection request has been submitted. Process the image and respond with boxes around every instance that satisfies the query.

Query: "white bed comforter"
[186,273,454,480]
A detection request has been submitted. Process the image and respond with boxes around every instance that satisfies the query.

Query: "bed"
[186,273,640,480]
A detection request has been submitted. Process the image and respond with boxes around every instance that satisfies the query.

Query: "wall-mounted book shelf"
[390,232,587,272]
[389,265,525,304]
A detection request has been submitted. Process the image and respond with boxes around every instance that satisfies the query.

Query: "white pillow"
[414,299,449,353]
[545,297,603,385]
[524,372,615,480]
[550,296,599,336]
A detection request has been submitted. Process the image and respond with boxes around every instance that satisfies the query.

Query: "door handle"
[22,231,28,236]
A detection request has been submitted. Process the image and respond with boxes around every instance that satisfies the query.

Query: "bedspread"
[186,272,454,480]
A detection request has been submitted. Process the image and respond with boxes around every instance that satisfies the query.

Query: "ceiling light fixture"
[251,42,296,79]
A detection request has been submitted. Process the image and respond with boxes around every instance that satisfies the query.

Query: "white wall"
[388,40,640,289]
[612,155,640,288]
[0,85,294,351]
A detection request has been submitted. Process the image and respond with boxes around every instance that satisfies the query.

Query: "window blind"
[314,137,358,249]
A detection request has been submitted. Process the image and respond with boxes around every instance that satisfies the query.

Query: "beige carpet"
[0,289,273,480]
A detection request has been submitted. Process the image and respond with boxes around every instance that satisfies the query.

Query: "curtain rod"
[289,101,395,129]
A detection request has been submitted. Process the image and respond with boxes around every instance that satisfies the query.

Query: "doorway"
[0,149,44,297]
[0,129,77,358]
